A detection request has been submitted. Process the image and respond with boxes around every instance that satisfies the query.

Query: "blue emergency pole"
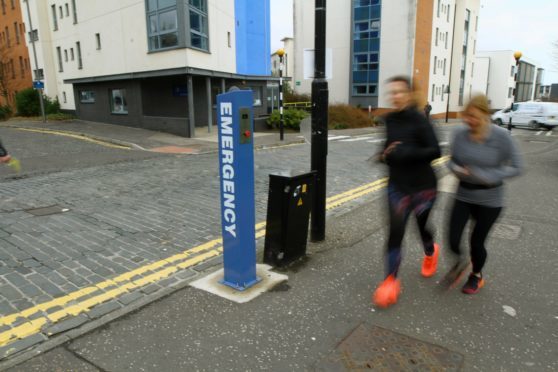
[216,89,260,290]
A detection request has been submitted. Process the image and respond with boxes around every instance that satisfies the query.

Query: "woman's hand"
[0,155,11,164]
[383,141,402,157]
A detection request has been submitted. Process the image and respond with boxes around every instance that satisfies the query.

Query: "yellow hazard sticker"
[297,198,303,207]
[302,184,307,193]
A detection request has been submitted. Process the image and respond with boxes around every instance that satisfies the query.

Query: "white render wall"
[292,0,351,104]
[427,0,455,115]
[448,0,480,113]
[25,0,237,110]
[477,51,515,110]
[471,56,489,96]
[377,0,416,108]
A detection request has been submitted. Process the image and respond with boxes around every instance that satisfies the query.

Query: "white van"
[509,102,558,130]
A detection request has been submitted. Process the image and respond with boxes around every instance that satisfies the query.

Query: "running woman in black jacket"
[373,76,441,308]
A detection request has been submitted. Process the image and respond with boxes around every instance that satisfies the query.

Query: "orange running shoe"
[421,243,439,278]
[373,275,401,308]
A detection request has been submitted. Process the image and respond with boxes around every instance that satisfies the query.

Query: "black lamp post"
[310,0,328,242]
[508,51,523,133]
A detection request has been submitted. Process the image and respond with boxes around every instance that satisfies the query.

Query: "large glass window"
[80,91,96,103]
[189,0,208,50]
[147,0,179,51]
[110,89,128,114]
[351,0,381,96]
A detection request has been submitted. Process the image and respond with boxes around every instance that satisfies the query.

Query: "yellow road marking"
[13,127,132,150]
[0,156,449,346]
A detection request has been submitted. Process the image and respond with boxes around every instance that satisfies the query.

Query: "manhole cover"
[492,223,521,240]
[315,324,464,371]
[25,205,69,217]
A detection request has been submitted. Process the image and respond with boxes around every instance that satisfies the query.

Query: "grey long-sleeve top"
[448,125,523,208]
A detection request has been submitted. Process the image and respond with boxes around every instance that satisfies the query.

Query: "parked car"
[507,102,558,130]
[491,108,512,126]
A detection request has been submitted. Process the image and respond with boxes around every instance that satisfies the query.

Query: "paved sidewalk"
[5,138,557,371]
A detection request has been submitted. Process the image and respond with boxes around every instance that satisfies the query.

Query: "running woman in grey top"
[443,95,523,294]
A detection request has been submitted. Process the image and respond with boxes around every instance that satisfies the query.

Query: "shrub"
[284,82,311,103]
[328,104,375,129]
[266,108,309,131]
[0,105,12,121]
[15,88,41,116]
[15,88,61,116]
[45,97,61,115]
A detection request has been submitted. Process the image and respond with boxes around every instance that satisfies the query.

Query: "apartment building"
[293,0,480,117]
[0,0,32,108]
[473,51,544,110]
[271,37,294,78]
[21,0,272,137]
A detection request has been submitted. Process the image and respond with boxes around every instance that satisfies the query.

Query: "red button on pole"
[244,130,251,138]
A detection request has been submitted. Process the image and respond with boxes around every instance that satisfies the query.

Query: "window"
[19,56,24,77]
[1,0,5,15]
[70,48,74,60]
[52,5,58,30]
[79,90,95,103]
[147,0,179,51]
[34,68,44,80]
[189,0,209,50]
[435,27,438,46]
[14,22,19,44]
[351,0,381,97]
[28,29,39,42]
[65,3,69,17]
[64,49,68,62]
[441,84,445,101]
[59,6,63,19]
[475,16,478,31]
[63,92,67,103]
[10,59,14,79]
[5,26,10,47]
[71,0,78,23]
[110,89,128,114]
[471,62,474,77]
[447,4,450,22]
[437,0,440,17]
[76,41,82,69]
[10,0,14,10]
[510,65,514,77]
[443,58,446,75]
[445,31,448,49]
[95,33,101,50]
[244,86,262,106]
[432,84,435,101]
[227,31,231,48]
[433,56,437,74]
[56,47,63,72]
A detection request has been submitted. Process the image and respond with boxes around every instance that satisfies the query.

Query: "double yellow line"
[0,156,449,348]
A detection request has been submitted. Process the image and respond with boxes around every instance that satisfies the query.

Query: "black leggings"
[449,199,502,273]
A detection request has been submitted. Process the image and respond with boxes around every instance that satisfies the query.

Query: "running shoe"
[462,273,485,294]
[440,259,470,289]
[373,274,401,308]
[421,243,439,277]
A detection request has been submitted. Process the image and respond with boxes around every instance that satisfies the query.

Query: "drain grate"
[25,205,69,217]
[315,324,464,371]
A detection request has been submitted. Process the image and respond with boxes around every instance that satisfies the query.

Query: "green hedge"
[266,109,309,131]
[15,88,61,116]
[0,105,12,121]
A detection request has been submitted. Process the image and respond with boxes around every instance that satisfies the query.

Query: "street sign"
[216,89,260,291]
[303,48,333,80]
[33,81,44,89]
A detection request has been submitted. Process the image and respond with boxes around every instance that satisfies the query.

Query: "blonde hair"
[465,95,491,115]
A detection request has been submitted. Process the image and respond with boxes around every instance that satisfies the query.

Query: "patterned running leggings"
[386,183,437,278]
